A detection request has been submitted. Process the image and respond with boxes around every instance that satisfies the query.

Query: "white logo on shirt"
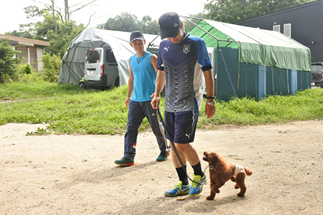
[183,44,190,54]
[164,47,169,52]
[174,23,179,27]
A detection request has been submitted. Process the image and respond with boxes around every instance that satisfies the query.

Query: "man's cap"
[158,12,180,39]
[130,31,145,43]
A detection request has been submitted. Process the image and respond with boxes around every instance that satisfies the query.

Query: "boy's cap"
[158,12,180,39]
[130,31,145,43]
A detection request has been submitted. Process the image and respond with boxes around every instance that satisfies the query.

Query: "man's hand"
[205,102,216,118]
[151,95,160,109]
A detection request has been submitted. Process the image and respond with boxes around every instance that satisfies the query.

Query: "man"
[115,31,170,166]
[151,12,216,196]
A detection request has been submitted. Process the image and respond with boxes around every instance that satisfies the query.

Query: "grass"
[1,80,323,135]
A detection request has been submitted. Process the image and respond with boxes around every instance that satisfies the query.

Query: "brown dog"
[202,151,252,200]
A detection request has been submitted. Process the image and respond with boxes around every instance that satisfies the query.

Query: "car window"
[312,65,323,73]
[86,50,102,63]
[106,50,117,63]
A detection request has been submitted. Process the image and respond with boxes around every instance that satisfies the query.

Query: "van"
[311,62,323,87]
[84,47,119,89]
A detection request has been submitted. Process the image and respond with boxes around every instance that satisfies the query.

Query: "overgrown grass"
[1,80,323,134]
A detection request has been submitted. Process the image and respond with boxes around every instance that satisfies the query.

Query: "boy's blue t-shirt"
[129,51,156,102]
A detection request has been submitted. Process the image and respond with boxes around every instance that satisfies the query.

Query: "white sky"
[0,0,207,34]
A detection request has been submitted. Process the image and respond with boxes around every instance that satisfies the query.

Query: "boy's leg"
[142,101,169,154]
[123,100,145,159]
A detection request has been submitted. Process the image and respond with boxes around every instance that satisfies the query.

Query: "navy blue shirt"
[157,33,212,112]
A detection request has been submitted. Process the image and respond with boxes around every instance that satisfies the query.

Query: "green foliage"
[8,63,41,83]
[26,127,50,136]
[100,12,159,34]
[41,53,62,83]
[6,6,84,58]
[204,0,316,23]
[1,80,323,135]
[19,63,32,74]
[35,12,84,57]
[0,39,22,83]
[6,6,46,38]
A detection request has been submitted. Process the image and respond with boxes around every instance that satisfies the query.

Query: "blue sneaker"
[164,181,190,197]
[189,174,206,196]
[114,157,134,166]
[156,151,170,161]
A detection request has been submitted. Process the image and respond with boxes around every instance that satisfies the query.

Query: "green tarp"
[189,19,311,71]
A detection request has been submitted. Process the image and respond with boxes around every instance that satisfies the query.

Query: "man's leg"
[142,101,169,160]
[168,111,206,196]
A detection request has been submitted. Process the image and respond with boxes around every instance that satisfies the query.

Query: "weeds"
[1,80,323,135]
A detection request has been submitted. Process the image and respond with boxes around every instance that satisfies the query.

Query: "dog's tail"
[244,167,252,176]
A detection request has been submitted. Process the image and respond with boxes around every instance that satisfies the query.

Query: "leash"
[157,108,208,183]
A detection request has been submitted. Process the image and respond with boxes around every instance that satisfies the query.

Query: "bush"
[41,53,61,83]
[0,39,22,83]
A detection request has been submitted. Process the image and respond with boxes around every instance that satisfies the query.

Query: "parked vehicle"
[84,47,119,89]
[311,62,323,87]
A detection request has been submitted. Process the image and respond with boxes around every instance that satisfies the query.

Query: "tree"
[6,6,84,58]
[0,39,22,83]
[139,16,159,35]
[102,12,139,32]
[100,13,159,34]
[45,20,84,57]
[38,0,97,24]
[204,0,316,23]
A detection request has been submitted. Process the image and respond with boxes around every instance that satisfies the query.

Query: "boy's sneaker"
[114,157,134,166]
[164,181,191,197]
[189,174,207,196]
[156,151,170,161]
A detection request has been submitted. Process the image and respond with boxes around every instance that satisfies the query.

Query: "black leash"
[157,108,208,183]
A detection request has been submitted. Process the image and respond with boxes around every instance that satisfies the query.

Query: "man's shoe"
[156,151,170,161]
[164,181,190,197]
[114,157,134,166]
[189,174,206,196]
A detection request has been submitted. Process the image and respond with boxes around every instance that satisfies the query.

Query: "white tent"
[58,28,160,86]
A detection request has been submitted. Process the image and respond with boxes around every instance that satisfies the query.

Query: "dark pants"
[124,100,168,159]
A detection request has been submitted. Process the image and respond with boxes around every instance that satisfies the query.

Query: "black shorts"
[164,111,199,144]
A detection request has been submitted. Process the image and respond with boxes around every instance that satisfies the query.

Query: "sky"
[0,0,207,34]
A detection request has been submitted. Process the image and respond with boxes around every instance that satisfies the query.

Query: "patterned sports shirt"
[157,33,212,112]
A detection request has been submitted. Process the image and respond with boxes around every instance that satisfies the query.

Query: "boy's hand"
[125,97,130,108]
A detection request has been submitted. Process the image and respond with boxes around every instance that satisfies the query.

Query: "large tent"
[58,28,160,86]
[189,19,312,100]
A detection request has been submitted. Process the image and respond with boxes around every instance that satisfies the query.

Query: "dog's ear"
[209,152,219,163]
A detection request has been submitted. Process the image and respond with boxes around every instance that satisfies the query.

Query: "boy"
[115,31,170,166]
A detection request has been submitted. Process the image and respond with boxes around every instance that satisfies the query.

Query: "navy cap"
[158,12,181,39]
[130,31,145,43]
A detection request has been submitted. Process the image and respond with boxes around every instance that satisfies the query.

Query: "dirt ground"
[0,120,323,215]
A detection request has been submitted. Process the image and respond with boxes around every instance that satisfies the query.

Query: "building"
[0,34,50,71]
[189,19,311,101]
[235,0,323,63]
